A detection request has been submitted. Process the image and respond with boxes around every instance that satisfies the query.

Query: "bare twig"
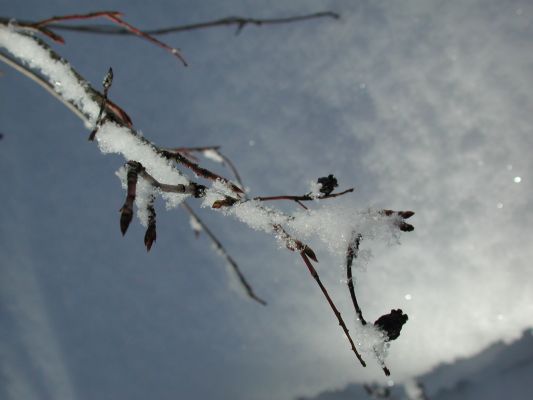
[3,11,339,36]
[137,167,206,197]
[162,150,244,195]
[32,11,187,66]
[300,252,366,367]
[181,202,266,305]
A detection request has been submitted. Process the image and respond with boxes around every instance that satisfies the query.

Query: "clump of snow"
[189,215,203,235]
[0,24,100,122]
[288,205,402,257]
[308,180,323,199]
[97,122,189,209]
[201,179,238,208]
[202,149,224,163]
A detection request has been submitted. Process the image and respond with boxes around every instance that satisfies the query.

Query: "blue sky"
[1,1,533,399]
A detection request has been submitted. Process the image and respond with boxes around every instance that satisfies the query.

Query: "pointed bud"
[144,198,157,251]
[103,67,113,90]
[303,246,318,263]
[398,210,415,219]
[144,223,157,251]
[120,206,133,235]
[397,221,414,232]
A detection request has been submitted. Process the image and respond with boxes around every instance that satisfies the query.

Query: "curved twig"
[181,202,266,306]
[346,232,366,325]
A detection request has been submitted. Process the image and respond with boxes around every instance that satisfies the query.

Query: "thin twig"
[346,232,366,325]
[4,11,340,36]
[137,168,206,197]
[181,202,266,305]
[162,150,244,195]
[254,188,354,203]
[31,11,187,66]
[300,252,366,367]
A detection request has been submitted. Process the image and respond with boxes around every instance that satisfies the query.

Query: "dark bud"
[88,127,98,141]
[317,174,338,195]
[192,183,207,198]
[103,67,114,90]
[398,210,415,219]
[212,197,238,209]
[302,246,318,263]
[397,221,415,232]
[144,223,157,251]
[374,309,408,341]
[144,199,157,251]
[120,206,133,235]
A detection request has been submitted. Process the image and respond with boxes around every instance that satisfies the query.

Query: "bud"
[374,309,408,341]
[317,174,338,196]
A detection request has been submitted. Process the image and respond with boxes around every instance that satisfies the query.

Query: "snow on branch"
[0,13,415,377]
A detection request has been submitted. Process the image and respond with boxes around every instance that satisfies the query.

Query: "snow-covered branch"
[0,15,415,377]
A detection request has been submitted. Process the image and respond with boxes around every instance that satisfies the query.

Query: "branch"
[346,232,366,325]
[255,188,354,203]
[181,202,266,306]
[162,150,244,195]
[1,11,340,36]
[300,252,366,367]
[31,11,187,66]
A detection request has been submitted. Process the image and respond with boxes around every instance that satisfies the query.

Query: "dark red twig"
[181,202,266,305]
[300,252,366,367]
[32,11,187,66]
[162,150,244,195]
[20,11,340,36]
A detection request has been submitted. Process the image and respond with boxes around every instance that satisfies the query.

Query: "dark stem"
[3,11,340,36]
[181,202,266,306]
[254,188,354,203]
[346,232,366,325]
[300,252,366,368]
[162,150,244,195]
